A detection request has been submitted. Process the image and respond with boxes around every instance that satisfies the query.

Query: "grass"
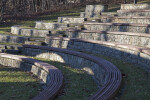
[0,66,42,100]
[35,58,98,100]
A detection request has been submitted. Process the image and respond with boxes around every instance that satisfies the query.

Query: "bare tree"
[0,0,7,23]
[134,0,137,4]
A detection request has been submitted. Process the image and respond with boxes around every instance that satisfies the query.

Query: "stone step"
[84,22,150,33]
[100,16,150,24]
[28,37,45,42]
[120,4,150,10]
[58,17,87,23]
[25,41,47,46]
[0,34,28,44]
[80,4,108,18]
[101,12,118,16]
[35,21,69,30]
[1,49,20,54]
[65,29,150,48]
[117,10,150,16]
[11,25,51,37]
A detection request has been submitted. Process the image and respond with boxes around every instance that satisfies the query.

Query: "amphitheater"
[1,2,150,100]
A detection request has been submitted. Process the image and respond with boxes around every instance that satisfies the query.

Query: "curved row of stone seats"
[58,17,87,24]
[80,5,108,18]
[11,25,50,37]
[65,29,150,48]
[120,4,150,10]
[21,44,122,100]
[45,36,150,71]
[100,16,150,24]
[0,53,63,100]
[0,34,28,43]
[35,21,69,30]
[84,22,150,33]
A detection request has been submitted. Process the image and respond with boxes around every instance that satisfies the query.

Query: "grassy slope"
[0,66,42,100]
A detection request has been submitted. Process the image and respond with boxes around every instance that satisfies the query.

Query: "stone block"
[121,4,150,10]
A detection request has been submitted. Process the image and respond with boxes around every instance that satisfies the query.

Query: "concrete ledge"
[45,36,150,71]
[100,16,150,24]
[117,10,150,16]
[22,45,122,100]
[0,53,63,100]
[0,34,28,43]
[84,22,150,33]
[35,21,68,30]
[121,4,150,10]
[11,25,50,37]
[58,17,87,23]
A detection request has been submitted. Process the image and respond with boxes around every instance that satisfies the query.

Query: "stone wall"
[0,34,28,43]
[35,21,68,30]
[65,30,150,48]
[84,23,150,33]
[81,5,108,18]
[100,17,150,24]
[58,17,87,23]
[45,36,150,71]
[117,10,150,17]
[0,53,63,100]
[121,4,150,10]
[0,53,49,83]
[11,26,50,37]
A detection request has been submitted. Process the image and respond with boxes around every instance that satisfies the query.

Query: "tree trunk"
[134,0,137,4]
[0,0,7,23]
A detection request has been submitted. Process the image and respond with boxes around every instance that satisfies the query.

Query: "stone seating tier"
[35,21,69,30]
[22,44,122,100]
[11,25,50,37]
[121,4,150,10]
[45,36,150,71]
[80,5,108,18]
[84,22,150,33]
[100,16,150,24]
[0,53,63,100]
[117,10,150,16]
[65,29,150,48]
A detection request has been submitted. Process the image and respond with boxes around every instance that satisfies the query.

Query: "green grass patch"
[35,58,98,100]
[0,66,42,100]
